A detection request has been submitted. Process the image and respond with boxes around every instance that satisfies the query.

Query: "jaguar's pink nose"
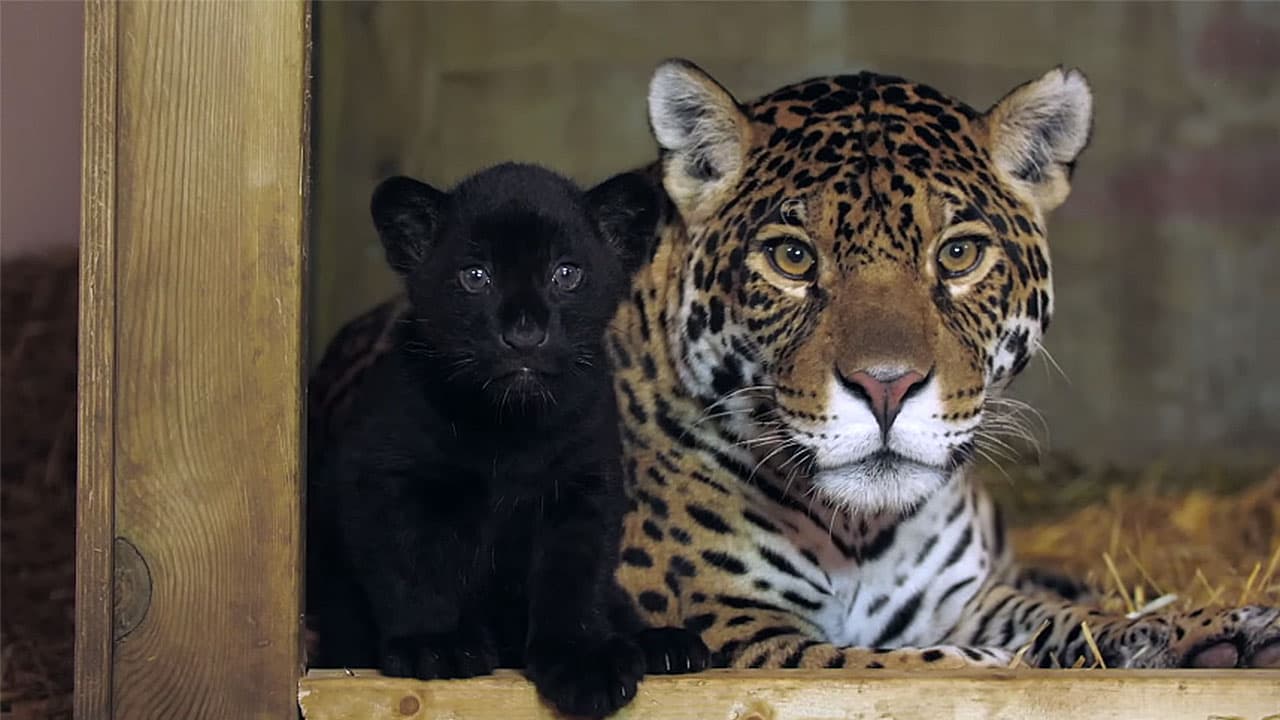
[840,369,928,434]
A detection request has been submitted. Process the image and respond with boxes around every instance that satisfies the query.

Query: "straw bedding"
[0,251,1275,718]
[985,456,1280,619]
[2,250,78,720]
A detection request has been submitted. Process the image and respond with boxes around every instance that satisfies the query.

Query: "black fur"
[307,163,707,717]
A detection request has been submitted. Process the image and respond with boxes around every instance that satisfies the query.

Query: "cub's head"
[647,60,1092,514]
[371,162,658,410]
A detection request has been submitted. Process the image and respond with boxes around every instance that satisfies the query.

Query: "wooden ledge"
[299,668,1280,719]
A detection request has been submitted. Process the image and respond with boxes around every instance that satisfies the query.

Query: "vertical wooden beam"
[76,0,118,717]
[77,2,311,718]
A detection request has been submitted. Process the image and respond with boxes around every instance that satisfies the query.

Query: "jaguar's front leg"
[950,583,1280,668]
[695,608,1014,669]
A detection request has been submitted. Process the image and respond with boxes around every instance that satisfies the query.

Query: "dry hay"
[2,250,78,720]
[0,250,1277,720]
[995,458,1280,618]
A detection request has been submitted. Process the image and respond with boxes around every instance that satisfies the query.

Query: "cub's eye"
[552,263,583,291]
[458,266,491,293]
[937,236,987,278]
[766,239,817,281]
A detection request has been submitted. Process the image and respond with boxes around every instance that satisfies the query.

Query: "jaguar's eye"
[937,236,987,278]
[552,263,583,291]
[458,266,491,293]
[766,239,817,281]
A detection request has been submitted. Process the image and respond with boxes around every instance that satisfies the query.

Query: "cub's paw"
[526,635,646,718]
[1106,605,1280,668]
[379,626,499,680]
[633,627,711,674]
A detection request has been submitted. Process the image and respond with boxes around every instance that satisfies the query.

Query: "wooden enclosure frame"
[76,1,310,718]
[75,1,1279,719]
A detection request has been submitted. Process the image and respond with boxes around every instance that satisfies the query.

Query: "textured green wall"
[311,1,1280,465]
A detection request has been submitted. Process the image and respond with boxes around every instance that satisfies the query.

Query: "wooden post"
[75,0,118,715]
[75,2,311,718]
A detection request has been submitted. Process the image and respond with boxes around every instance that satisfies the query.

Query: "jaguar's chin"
[810,451,952,516]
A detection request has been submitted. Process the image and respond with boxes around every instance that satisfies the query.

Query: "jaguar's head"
[647,60,1092,514]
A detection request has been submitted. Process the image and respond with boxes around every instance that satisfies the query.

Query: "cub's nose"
[501,316,547,350]
[837,367,929,435]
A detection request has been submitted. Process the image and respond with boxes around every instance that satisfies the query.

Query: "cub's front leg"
[336,462,498,680]
[524,482,646,719]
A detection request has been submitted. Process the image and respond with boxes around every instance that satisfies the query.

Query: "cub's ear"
[370,175,447,275]
[586,169,662,275]
[647,59,752,222]
[985,67,1094,215]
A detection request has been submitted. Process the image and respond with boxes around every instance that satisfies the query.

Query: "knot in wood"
[113,535,152,640]
[397,694,420,716]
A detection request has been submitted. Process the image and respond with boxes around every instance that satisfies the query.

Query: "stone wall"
[311,1,1280,465]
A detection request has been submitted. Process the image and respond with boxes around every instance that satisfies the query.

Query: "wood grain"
[91,2,310,718]
[299,669,1280,720]
[75,1,119,717]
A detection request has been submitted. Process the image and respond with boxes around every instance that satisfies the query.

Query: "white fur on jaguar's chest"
[750,478,991,648]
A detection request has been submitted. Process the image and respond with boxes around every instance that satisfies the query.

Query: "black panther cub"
[308,162,708,717]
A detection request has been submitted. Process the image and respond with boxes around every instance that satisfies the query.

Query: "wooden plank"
[75,1,119,717]
[299,669,1280,720]
[102,2,311,718]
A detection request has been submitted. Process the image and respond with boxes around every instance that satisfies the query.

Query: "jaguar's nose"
[837,367,929,435]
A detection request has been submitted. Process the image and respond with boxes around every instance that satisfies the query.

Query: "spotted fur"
[309,61,1280,671]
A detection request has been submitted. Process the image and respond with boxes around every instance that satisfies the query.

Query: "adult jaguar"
[308,60,1280,670]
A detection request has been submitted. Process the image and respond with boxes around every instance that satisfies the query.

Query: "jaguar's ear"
[985,67,1094,215]
[586,169,662,275]
[370,175,447,275]
[647,59,752,222]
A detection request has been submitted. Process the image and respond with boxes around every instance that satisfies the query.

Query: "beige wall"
[311,1,1280,466]
[0,0,83,259]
